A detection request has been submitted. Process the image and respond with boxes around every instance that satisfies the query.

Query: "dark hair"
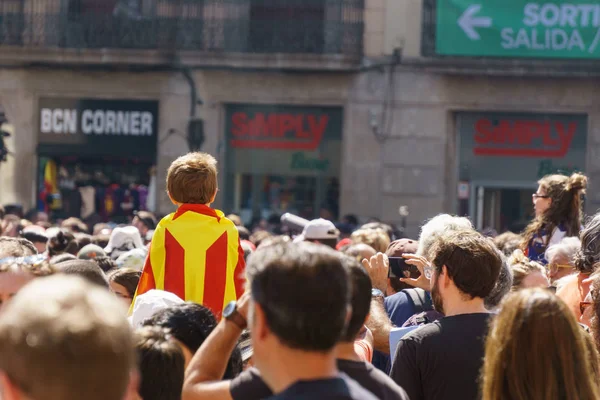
[94,256,118,273]
[339,255,372,342]
[484,254,513,310]
[493,231,522,257]
[342,214,359,227]
[0,205,5,220]
[20,231,48,245]
[61,217,89,234]
[236,226,251,241]
[48,230,78,257]
[74,233,92,251]
[107,268,141,297]
[143,303,243,379]
[522,173,587,252]
[92,234,110,249]
[246,242,350,352]
[56,260,109,288]
[135,211,157,231]
[306,238,338,250]
[431,230,502,299]
[575,213,600,274]
[0,237,37,257]
[135,326,184,400]
[49,253,77,265]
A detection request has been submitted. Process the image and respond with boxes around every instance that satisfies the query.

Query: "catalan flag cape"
[132,204,245,316]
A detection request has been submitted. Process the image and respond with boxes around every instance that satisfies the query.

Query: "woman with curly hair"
[523,172,587,264]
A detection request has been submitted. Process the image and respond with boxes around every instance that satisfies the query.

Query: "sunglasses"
[580,301,593,315]
[547,263,574,274]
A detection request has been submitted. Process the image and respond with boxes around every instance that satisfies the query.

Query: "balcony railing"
[0,0,364,57]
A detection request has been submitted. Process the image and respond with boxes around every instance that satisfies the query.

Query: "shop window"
[38,156,154,223]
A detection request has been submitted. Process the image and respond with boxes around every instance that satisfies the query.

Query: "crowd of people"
[0,152,599,399]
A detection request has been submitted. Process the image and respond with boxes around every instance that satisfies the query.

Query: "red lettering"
[308,115,329,143]
[250,113,277,137]
[277,114,295,137]
[473,118,577,158]
[296,115,311,138]
[474,119,492,143]
[231,112,248,136]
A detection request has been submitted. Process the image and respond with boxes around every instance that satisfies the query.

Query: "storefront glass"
[224,104,343,225]
[37,98,159,222]
[456,112,587,233]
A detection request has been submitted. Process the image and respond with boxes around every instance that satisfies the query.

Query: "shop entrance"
[470,183,536,234]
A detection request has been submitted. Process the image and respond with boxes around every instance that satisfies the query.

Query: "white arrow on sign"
[458,4,492,40]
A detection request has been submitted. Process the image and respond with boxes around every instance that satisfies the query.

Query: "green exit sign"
[436,0,600,59]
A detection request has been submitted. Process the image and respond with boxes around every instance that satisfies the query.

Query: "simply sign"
[436,0,600,58]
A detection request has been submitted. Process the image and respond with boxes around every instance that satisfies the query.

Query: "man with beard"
[389,229,501,400]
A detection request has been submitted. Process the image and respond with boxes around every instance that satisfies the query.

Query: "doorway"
[470,183,536,234]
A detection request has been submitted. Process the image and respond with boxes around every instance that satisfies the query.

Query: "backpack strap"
[404,288,433,314]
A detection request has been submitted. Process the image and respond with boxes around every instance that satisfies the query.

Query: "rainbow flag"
[133,204,246,316]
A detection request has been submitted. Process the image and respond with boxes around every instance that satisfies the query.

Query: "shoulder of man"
[230,367,273,400]
[340,360,410,400]
[339,373,379,400]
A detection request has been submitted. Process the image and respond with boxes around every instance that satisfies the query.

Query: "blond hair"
[167,152,218,204]
[508,250,546,290]
[350,228,390,253]
[0,275,135,400]
[482,288,600,400]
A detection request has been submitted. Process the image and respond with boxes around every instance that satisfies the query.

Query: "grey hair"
[575,213,600,274]
[484,250,513,311]
[545,237,581,265]
[416,214,473,259]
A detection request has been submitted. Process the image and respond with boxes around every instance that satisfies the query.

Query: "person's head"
[134,326,184,400]
[256,235,291,250]
[481,288,600,400]
[227,214,243,226]
[585,271,600,348]
[236,225,251,241]
[49,253,77,265]
[360,222,393,243]
[295,218,339,249]
[77,244,107,260]
[0,237,37,258]
[350,228,390,253]
[133,211,157,238]
[417,214,473,260]
[0,258,54,310]
[493,231,522,257]
[61,217,88,234]
[508,250,549,290]
[240,240,255,262]
[0,275,136,400]
[246,242,350,374]
[107,268,141,306]
[546,237,580,282]
[576,212,600,274]
[104,226,145,260]
[385,238,418,293]
[484,254,513,310]
[429,230,502,314]
[339,255,372,342]
[47,229,78,257]
[55,260,109,288]
[92,234,110,249]
[19,226,48,254]
[342,243,377,265]
[524,173,587,249]
[74,233,92,251]
[167,152,218,205]
[249,230,272,248]
[142,302,243,377]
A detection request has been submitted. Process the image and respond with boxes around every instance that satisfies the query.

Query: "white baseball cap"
[105,226,145,255]
[128,289,184,328]
[293,218,339,243]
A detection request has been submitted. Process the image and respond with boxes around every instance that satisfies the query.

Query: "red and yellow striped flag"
[132,204,245,316]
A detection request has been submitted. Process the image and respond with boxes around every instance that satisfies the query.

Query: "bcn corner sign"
[436,1,600,59]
